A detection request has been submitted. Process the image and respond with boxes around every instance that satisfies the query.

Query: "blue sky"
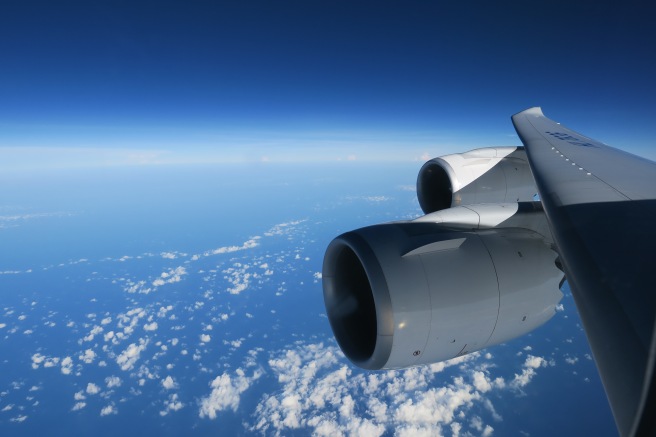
[1,0,655,169]
[0,3,641,433]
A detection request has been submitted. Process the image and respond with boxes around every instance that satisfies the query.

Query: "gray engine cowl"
[322,222,563,370]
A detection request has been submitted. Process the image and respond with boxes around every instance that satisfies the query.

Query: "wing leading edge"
[512,108,656,437]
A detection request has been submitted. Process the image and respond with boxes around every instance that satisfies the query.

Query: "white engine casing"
[417,147,537,213]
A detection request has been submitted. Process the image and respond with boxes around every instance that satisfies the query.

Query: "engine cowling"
[417,147,537,214]
[322,222,563,370]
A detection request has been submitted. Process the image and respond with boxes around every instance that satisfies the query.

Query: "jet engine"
[417,147,537,213]
[322,147,563,370]
[323,223,562,370]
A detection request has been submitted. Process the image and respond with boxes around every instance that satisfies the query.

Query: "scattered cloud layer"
[0,214,590,435]
[199,368,263,419]
[244,343,518,436]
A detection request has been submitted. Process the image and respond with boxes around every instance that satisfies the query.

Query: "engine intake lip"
[417,159,454,214]
[322,232,393,370]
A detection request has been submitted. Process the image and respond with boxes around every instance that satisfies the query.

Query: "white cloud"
[86,383,101,395]
[200,334,211,343]
[482,398,503,422]
[511,355,547,389]
[263,220,306,237]
[524,355,546,369]
[364,196,391,202]
[162,376,177,390]
[72,402,86,411]
[124,280,151,294]
[565,356,579,365]
[224,339,243,348]
[248,342,547,436]
[199,368,263,419]
[223,263,253,295]
[152,266,187,288]
[394,379,479,429]
[158,305,173,318]
[471,415,484,431]
[116,339,148,371]
[192,237,261,260]
[105,376,122,388]
[82,325,104,342]
[160,393,184,416]
[61,356,74,375]
[79,349,96,364]
[31,353,46,369]
[472,371,492,393]
[144,322,158,331]
[100,404,117,416]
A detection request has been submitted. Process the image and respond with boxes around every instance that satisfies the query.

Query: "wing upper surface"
[513,107,656,205]
[513,108,656,437]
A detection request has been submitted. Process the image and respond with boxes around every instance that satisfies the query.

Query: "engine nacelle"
[322,222,563,370]
[417,147,537,214]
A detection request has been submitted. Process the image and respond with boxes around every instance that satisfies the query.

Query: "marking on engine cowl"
[402,238,466,257]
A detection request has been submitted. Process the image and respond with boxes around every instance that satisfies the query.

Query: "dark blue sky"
[1,0,655,166]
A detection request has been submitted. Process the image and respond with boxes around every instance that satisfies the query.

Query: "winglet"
[513,107,544,118]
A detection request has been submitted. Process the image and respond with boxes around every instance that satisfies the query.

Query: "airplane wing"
[512,108,656,437]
